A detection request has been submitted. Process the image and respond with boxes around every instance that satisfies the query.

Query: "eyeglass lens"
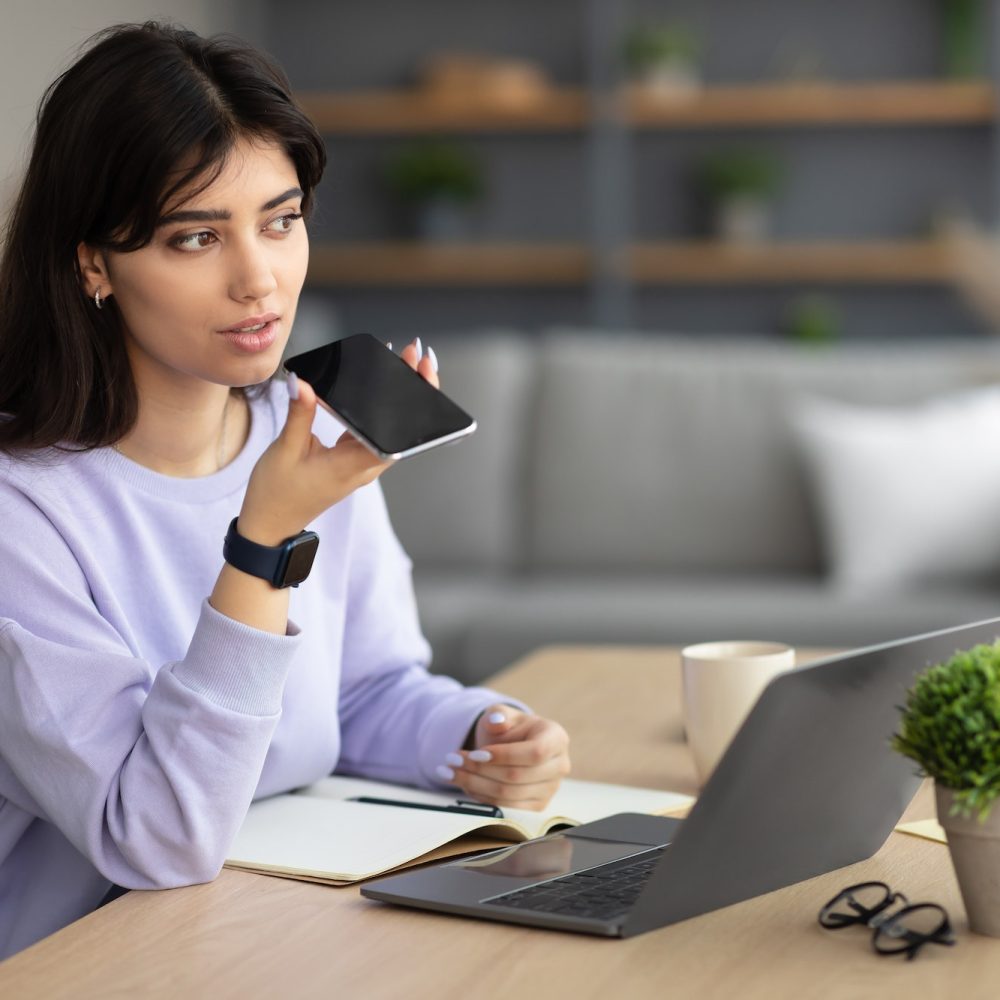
[820,882,898,927]
[873,904,955,957]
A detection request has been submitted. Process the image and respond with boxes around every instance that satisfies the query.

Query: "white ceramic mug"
[681,640,796,786]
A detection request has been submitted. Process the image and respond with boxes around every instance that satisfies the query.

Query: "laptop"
[362,615,1000,937]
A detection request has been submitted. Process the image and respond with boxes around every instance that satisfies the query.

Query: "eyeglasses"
[818,881,956,960]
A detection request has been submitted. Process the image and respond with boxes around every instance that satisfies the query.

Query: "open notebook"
[225,775,694,885]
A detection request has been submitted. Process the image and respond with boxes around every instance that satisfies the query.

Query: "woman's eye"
[171,231,217,252]
[266,212,303,234]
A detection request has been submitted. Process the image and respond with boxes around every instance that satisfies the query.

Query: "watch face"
[282,534,320,587]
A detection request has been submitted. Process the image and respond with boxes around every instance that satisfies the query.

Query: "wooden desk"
[2,646,998,999]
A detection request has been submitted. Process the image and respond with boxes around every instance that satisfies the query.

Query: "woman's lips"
[219,319,279,353]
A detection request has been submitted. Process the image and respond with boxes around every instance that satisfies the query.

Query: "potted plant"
[938,0,985,79]
[783,294,841,346]
[383,141,485,242]
[695,149,783,243]
[892,642,1000,936]
[623,24,701,96]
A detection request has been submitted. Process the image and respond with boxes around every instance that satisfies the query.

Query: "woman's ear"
[76,243,112,299]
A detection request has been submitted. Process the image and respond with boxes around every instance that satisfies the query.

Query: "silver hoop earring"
[94,288,103,310]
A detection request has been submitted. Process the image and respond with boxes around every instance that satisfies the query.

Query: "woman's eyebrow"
[261,186,304,211]
[157,187,304,226]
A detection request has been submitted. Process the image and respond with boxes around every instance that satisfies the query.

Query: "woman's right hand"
[237,376,389,545]
[237,339,438,545]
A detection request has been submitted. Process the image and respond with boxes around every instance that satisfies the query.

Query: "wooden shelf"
[307,240,958,287]
[297,81,996,134]
[296,88,587,133]
[626,80,997,128]
[308,242,590,285]
[629,240,956,283]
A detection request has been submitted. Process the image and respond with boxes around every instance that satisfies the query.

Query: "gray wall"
[265,0,997,340]
[0,1,267,213]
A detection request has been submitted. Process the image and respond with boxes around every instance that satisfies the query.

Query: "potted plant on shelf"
[383,141,485,243]
[938,0,985,79]
[623,24,701,97]
[892,642,1000,937]
[694,149,783,243]
[783,294,842,346]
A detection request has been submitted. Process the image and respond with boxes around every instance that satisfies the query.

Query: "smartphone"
[282,334,477,460]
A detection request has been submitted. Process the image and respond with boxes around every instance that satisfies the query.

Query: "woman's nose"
[228,240,278,302]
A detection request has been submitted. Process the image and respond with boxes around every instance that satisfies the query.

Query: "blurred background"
[6,1,1000,681]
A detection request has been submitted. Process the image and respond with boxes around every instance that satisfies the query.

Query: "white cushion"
[792,388,1000,591]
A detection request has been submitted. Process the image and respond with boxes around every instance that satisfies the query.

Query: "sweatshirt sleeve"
[334,482,528,788]
[0,483,301,889]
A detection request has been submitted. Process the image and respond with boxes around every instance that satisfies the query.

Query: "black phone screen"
[283,334,475,458]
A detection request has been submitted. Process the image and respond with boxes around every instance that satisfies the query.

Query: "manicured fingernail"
[413,336,423,361]
[488,711,506,725]
[287,371,299,400]
[385,340,393,351]
[435,764,455,781]
[445,752,464,767]
[426,345,439,373]
[468,750,492,763]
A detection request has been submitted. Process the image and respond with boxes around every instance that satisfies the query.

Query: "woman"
[0,22,569,958]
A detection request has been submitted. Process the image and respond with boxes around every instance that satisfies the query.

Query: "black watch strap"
[223,518,320,589]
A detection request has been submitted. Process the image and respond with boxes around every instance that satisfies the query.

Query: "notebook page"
[227,795,500,881]
[500,779,694,830]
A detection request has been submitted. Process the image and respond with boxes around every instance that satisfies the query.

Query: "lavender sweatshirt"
[0,380,520,959]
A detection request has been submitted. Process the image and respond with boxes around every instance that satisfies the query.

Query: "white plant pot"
[936,782,1000,937]
[714,196,771,244]
[636,61,700,99]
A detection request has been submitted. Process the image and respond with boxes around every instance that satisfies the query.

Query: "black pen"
[351,796,504,818]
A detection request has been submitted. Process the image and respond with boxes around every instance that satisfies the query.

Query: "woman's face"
[104,138,309,394]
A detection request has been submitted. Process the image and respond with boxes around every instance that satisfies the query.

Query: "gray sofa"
[379,331,1000,684]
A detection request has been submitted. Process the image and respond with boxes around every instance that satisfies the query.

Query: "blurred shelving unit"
[301,80,990,291]
[281,0,1000,335]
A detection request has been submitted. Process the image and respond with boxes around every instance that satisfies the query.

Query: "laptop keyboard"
[484,847,666,921]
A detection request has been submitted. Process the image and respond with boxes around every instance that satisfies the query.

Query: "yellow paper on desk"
[225,775,693,885]
[895,818,947,844]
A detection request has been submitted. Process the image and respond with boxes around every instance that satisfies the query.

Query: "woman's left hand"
[398,338,439,388]
[440,706,571,811]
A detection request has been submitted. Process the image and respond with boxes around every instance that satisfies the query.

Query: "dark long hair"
[0,21,326,453]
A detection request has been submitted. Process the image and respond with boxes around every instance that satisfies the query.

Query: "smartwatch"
[223,518,320,589]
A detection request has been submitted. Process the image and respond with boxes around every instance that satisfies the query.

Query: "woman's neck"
[114,387,250,478]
